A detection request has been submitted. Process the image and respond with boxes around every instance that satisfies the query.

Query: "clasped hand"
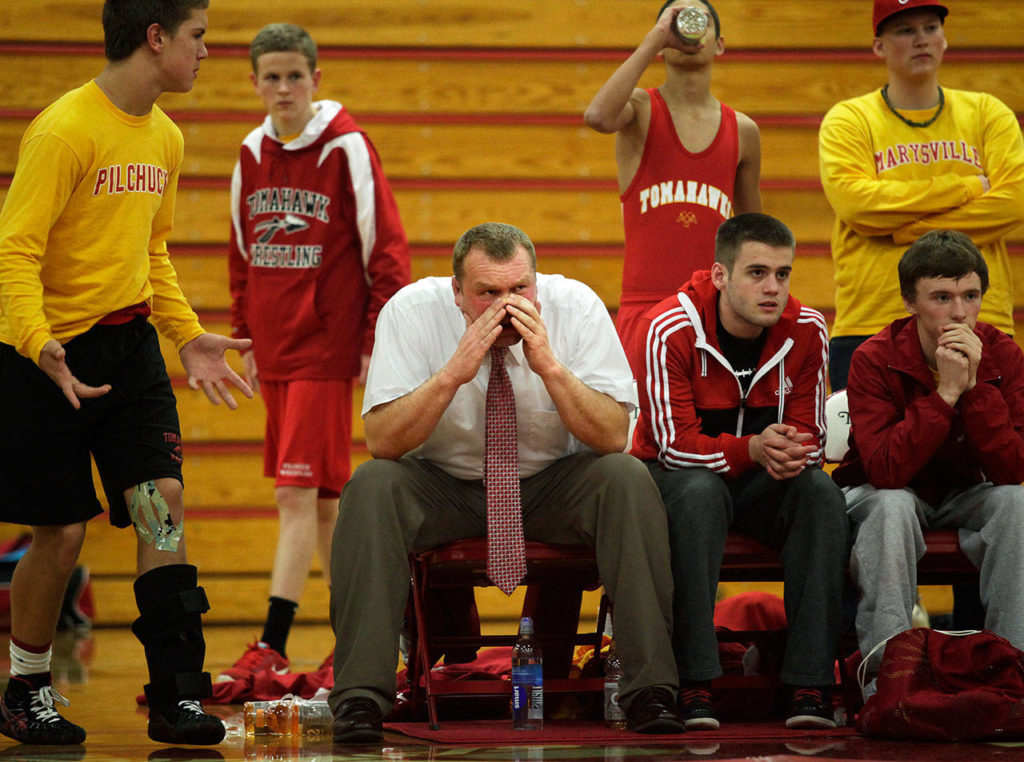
[935,322,981,405]
[750,422,815,481]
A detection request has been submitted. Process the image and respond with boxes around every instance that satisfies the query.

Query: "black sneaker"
[148,700,226,745]
[785,686,836,729]
[624,686,685,734]
[678,681,720,730]
[0,673,86,745]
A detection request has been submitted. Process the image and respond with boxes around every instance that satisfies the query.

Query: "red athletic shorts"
[261,378,353,498]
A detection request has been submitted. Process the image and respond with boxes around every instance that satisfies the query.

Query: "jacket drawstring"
[776,360,786,423]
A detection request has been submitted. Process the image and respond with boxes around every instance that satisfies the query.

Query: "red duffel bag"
[858,627,1024,741]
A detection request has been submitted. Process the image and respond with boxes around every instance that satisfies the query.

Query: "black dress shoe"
[625,686,686,734]
[333,696,383,743]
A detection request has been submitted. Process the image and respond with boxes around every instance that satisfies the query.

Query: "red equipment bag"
[858,627,1024,741]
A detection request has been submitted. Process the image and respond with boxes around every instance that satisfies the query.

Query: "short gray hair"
[452,223,537,281]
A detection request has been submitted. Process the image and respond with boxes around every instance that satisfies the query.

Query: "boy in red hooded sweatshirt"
[224,22,410,681]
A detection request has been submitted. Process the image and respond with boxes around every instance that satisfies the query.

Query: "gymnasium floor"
[4,623,1020,762]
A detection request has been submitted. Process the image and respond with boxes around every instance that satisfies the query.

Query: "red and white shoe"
[216,641,289,683]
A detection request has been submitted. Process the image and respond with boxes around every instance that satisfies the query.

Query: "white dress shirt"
[363,273,636,479]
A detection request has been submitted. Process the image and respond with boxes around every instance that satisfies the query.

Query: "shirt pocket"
[521,409,572,457]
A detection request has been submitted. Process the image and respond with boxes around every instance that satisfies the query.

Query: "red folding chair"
[406,538,608,729]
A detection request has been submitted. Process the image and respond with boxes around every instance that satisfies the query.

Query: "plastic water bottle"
[603,631,626,729]
[511,616,543,730]
[674,5,709,45]
[243,697,333,737]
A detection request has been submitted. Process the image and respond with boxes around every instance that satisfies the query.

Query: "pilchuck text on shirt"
[91,163,168,196]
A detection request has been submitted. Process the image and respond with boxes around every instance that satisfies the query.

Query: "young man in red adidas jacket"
[632,213,849,730]
[833,229,1024,694]
[225,23,410,680]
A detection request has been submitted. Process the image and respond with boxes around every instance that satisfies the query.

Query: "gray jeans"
[846,482,1024,676]
[649,465,850,686]
[328,451,678,717]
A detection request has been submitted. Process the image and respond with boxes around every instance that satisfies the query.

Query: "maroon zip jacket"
[832,316,1024,505]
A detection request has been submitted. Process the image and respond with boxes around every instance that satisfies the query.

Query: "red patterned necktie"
[485,346,526,594]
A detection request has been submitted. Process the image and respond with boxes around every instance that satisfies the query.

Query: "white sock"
[10,641,51,677]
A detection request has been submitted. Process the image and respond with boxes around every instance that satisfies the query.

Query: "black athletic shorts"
[0,317,183,527]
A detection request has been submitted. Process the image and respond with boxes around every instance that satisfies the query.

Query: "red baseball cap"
[873,0,949,36]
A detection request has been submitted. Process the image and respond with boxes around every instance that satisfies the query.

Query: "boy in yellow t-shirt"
[0,0,251,747]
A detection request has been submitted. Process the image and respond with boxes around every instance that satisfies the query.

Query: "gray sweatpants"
[327,451,678,718]
[846,482,1024,676]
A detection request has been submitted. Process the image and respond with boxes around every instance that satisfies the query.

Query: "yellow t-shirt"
[819,88,1024,338]
[0,80,203,362]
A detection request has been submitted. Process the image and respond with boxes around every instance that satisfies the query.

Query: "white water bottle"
[603,629,626,729]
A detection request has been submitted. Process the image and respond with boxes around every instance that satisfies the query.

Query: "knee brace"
[132,565,212,712]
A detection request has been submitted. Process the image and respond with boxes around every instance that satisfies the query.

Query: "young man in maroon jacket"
[833,229,1024,694]
[224,23,410,680]
[632,213,849,730]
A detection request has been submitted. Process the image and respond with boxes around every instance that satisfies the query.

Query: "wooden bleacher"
[1,0,1023,627]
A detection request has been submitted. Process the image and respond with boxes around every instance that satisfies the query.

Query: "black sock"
[260,596,298,657]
